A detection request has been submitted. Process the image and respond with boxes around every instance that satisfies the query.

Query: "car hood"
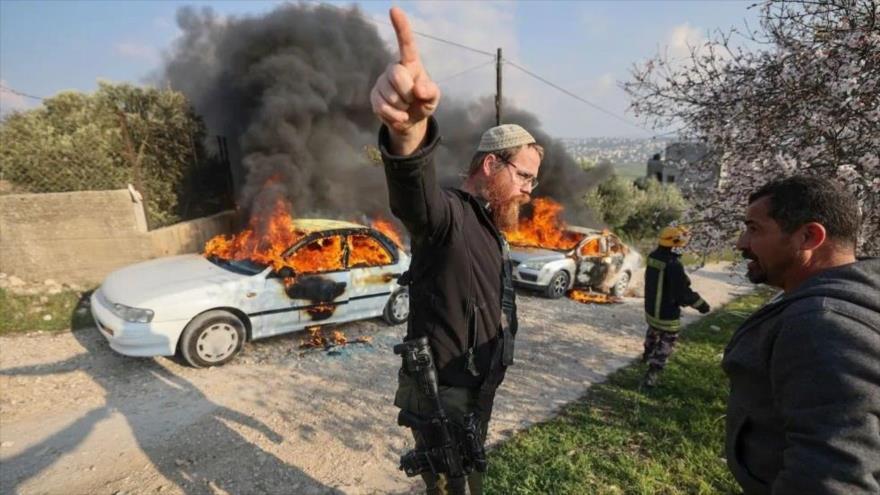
[101,254,253,306]
[509,246,568,263]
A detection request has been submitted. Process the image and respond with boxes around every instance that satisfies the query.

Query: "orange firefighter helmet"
[658,225,690,248]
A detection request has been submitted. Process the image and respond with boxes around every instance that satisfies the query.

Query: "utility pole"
[495,47,502,126]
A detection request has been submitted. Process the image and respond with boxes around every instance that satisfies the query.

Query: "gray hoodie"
[722,258,880,494]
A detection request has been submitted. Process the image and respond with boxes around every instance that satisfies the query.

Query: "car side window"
[580,238,602,256]
[288,235,345,274]
[347,234,393,268]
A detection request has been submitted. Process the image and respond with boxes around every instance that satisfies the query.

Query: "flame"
[331,330,347,345]
[204,197,400,276]
[348,233,392,268]
[299,326,373,349]
[370,217,404,248]
[204,197,303,272]
[579,238,602,256]
[567,289,622,305]
[306,303,336,320]
[504,198,584,251]
[289,236,344,274]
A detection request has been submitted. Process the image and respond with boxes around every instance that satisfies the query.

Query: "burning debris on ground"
[299,326,373,351]
[567,289,623,305]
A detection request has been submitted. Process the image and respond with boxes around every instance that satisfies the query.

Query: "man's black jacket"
[643,246,706,331]
[722,258,880,494]
[379,117,517,389]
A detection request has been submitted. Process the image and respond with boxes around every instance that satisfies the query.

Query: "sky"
[0,0,761,138]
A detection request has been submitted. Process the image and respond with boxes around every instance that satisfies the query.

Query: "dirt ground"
[0,263,751,495]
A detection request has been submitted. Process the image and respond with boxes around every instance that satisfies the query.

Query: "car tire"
[179,310,245,368]
[611,271,631,297]
[545,271,570,299]
[383,288,410,325]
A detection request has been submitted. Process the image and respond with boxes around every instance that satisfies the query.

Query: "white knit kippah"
[477,124,536,152]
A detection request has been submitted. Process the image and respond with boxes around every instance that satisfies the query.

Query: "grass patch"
[0,287,89,334]
[680,249,740,267]
[485,289,773,495]
[626,238,739,267]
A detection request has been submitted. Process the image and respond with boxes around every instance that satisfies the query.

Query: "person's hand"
[370,7,440,155]
[696,301,711,314]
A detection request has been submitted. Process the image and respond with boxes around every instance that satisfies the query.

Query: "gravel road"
[0,263,751,495]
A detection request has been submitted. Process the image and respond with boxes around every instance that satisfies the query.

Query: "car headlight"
[111,303,155,323]
[520,260,547,271]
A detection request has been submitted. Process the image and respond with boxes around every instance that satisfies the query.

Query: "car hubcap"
[197,323,239,363]
[392,292,409,320]
[616,274,630,293]
[553,275,567,296]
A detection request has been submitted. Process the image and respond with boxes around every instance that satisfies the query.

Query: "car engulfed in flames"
[90,198,411,367]
[504,198,641,301]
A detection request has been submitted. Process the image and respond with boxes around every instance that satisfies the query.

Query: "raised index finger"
[390,7,419,67]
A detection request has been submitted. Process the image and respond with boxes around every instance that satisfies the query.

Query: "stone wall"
[149,210,235,258]
[0,189,234,286]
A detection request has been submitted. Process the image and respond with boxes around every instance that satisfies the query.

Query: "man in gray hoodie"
[723,175,880,494]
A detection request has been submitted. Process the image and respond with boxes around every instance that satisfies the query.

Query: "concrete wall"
[149,210,235,258]
[0,189,234,286]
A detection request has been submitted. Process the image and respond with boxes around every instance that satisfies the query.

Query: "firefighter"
[642,225,711,387]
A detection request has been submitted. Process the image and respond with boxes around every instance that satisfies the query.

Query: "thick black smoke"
[161,3,606,227]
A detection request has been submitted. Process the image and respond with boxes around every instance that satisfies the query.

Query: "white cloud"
[0,80,35,116]
[666,22,708,62]
[114,42,160,63]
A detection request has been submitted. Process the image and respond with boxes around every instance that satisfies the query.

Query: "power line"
[435,60,496,83]
[362,12,673,138]
[411,29,496,58]
[503,59,653,135]
[0,83,44,101]
[365,16,496,58]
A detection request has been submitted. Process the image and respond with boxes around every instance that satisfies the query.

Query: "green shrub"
[585,174,687,240]
[0,82,224,228]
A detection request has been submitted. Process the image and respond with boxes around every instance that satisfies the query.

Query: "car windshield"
[207,256,266,275]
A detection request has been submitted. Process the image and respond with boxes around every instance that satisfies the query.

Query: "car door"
[244,267,300,340]
[345,232,400,320]
[280,233,351,330]
[605,234,627,278]
[575,235,605,285]
[210,258,296,341]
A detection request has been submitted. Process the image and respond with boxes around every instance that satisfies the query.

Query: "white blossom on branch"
[625,0,880,256]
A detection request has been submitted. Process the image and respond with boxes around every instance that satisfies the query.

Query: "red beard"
[484,175,529,231]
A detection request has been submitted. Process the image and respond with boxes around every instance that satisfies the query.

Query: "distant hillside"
[559,137,671,180]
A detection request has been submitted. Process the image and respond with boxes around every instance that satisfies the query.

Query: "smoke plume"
[161,3,606,227]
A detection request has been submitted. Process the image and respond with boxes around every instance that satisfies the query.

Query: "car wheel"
[179,310,245,368]
[611,271,631,297]
[383,288,410,325]
[545,271,570,299]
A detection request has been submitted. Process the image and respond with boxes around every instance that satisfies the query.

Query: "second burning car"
[91,219,410,367]
[510,227,642,299]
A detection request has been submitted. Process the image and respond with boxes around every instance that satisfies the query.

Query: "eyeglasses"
[495,155,539,189]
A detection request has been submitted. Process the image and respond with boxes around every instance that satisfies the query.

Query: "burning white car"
[91,218,410,367]
[510,226,642,299]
